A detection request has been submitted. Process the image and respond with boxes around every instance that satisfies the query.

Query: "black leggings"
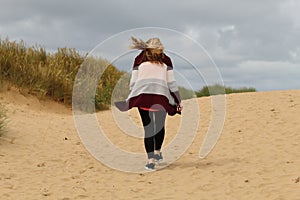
[138,108,167,159]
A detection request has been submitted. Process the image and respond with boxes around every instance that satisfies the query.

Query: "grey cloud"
[0,0,299,91]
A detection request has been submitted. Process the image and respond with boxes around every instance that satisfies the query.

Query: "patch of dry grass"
[0,37,123,110]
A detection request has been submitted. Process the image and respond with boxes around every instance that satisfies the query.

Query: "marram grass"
[0,37,123,110]
[196,84,256,97]
[0,103,6,136]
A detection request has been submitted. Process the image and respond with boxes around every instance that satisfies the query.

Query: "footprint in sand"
[42,188,51,197]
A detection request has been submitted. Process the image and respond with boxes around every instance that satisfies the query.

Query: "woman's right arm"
[129,52,144,91]
[129,68,138,91]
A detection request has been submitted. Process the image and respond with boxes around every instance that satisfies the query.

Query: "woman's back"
[136,61,167,82]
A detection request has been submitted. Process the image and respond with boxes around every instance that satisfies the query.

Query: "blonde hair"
[130,37,164,50]
[130,37,165,64]
[142,48,165,65]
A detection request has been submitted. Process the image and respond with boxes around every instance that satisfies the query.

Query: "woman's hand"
[177,104,183,112]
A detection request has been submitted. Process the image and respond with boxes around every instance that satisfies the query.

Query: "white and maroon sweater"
[126,51,181,115]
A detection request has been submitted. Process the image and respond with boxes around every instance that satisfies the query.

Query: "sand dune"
[0,88,299,199]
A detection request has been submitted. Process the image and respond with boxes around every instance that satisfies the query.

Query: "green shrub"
[178,86,196,100]
[196,84,256,97]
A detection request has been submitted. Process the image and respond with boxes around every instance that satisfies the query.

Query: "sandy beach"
[0,88,299,200]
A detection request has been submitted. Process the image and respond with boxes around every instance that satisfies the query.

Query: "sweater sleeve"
[129,68,138,91]
[133,51,144,68]
[129,52,143,91]
[165,55,181,104]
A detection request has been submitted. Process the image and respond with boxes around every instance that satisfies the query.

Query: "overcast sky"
[1,0,300,91]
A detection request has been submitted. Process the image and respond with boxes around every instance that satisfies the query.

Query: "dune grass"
[0,37,123,110]
[0,103,6,136]
[178,86,197,99]
[196,84,256,97]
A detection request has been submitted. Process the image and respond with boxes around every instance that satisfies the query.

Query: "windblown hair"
[130,37,148,50]
[130,36,165,65]
[141,48,165,65]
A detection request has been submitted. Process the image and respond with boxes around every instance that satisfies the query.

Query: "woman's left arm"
[166,66,181,105]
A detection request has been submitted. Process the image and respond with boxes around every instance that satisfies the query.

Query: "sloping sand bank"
[0,89,299,199]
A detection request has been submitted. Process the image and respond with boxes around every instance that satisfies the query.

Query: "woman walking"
[116,37,182,170]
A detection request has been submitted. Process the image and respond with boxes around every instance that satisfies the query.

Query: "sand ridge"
[0,89,300,199]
